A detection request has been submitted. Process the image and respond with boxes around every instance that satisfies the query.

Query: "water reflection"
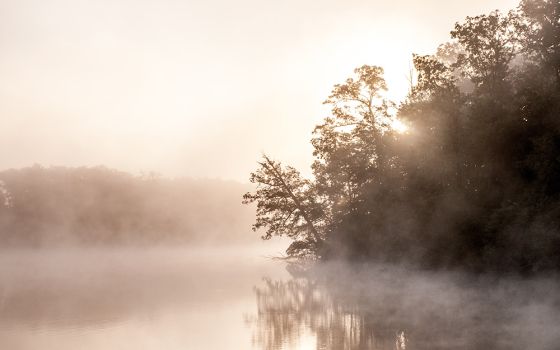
[250,263,560,350]
[2,249,560,350]
[250,277,405,350]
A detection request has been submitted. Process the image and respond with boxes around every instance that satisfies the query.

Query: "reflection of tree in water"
[249,276,406,350]
[249,264,560,350]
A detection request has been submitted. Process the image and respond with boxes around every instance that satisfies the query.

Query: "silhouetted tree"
[243,155,325,258]
[246,0,560,272]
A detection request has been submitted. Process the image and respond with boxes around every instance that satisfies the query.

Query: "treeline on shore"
[0,165,254,247]
[244,0,560,273]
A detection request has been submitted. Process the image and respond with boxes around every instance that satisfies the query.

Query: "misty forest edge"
[243,0,560,273]
[0,166,255,246]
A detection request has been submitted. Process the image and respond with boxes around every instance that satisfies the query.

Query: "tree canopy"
[245,0,560,272]
[0,166,254,246]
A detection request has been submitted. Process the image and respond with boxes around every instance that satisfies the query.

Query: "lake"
[1,244,559,350]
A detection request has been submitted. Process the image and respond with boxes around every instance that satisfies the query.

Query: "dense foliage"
[244,0,560,272]
[0,166,253,246]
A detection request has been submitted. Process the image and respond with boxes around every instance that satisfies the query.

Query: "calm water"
[1,245,559,350]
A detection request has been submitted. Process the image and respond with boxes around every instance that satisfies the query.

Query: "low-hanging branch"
[260,155,322,244]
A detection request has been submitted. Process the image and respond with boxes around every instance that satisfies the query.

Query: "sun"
[391,118,409,134]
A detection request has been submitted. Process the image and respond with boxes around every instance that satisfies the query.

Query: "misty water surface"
[1,245,559,350]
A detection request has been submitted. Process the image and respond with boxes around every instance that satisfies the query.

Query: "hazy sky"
[0,0,519,181]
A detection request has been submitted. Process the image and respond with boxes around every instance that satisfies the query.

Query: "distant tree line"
[244,0,560,272]
[0,165,253,246]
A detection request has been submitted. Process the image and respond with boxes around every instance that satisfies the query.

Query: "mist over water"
[251,263,560,350]
[1,245,559,350]
[0,244,287,349]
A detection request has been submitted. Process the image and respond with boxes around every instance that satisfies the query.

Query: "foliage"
[0,165,253,246]
[245,0,560,272]
[450,10,518,95]
[243,155,324,258]
[517,0,560,82]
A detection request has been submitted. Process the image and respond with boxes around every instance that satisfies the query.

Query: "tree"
[410,54,458,101]
[517,0,560,84]
[243,155,325,258]
[311,66,396,210]
[246,0,560,272]
[310,65,407,258]
[451,10,517,96]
